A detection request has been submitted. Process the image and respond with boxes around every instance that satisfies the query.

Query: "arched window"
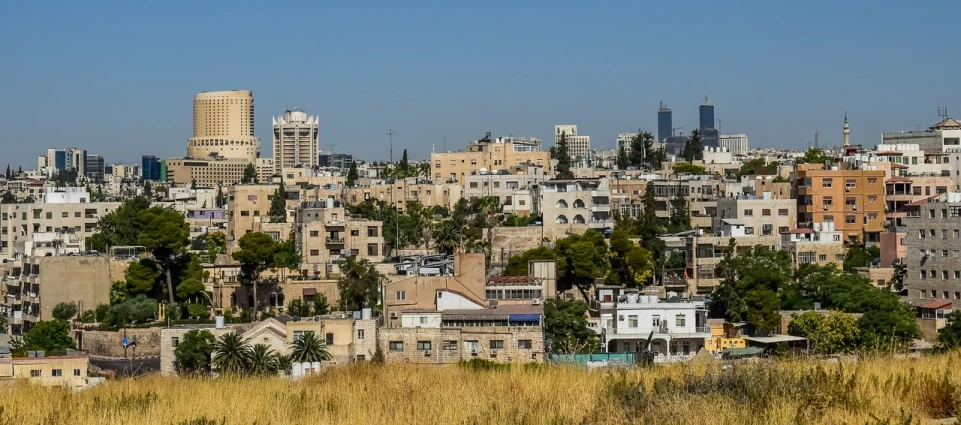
[573,215,586,224]
[556,215,568,224]
[555,199,568,208]
[573,199,585,208]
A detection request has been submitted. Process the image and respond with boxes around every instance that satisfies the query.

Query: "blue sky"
[1,1,959,167]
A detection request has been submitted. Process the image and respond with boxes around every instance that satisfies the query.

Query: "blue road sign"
[122,337,129,348]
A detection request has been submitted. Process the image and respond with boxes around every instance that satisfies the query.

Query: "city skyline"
[2,1,961,167]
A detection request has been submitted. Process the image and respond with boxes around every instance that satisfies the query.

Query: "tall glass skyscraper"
[141,155,161,182]
[657,103,672,142]
[699,99,715,131]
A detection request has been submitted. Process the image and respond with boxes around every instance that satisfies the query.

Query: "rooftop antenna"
[938,106,949,119]
[672,127,683,137]
[814,130,820,150]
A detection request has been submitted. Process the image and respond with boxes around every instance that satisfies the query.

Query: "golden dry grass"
[2,352,961,425]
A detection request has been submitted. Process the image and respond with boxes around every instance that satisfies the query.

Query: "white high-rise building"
[272,109,319,173]
[718,134,749,156]
[555,125,591,163]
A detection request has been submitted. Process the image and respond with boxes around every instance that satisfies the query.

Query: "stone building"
[903,192,961,308]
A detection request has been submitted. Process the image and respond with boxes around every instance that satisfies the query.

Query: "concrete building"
[319,153,354,173]
[0,353,89,389]
[168,90,261,187]
[540,178,613,236]
[463,173,547,216]
[1,197,122,256]
[272,109,319,173]
[286,313,378,363]
[795,163,886,244]
[378,304,544,364]
[601,293,711,362]
[903,192,961,308]
[617,133,639,157]
[715,195,796,238]
[429,137,550,184]
[555,125,591,164]
[226,184,289,239]
[295,200,384,278]
[881,118,961,152]
[781,222,846,268]
[718,134,749,156]
[3,256,118,334]
[383,253,487,328]
[84,155,105,181]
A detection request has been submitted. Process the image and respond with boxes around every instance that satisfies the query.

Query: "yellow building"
[0,353,89,389]
[430,138,550,184]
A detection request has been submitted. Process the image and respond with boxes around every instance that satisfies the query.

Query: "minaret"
[843,112,850,147]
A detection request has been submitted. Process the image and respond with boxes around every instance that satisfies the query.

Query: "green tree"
[668,186,690,232]
[346,161,359,187]
[856,291,919,347]
[287,299,312,317]
[312,294,331,315]
[88,196,151,252]
[273,239,302,280]
[605,230,654,287]
[243,163,257,183]
[290,332,332,363]
[888,263,907,292]
[398,149,411,178]
[544,299,599,354]
[787,311,860,354]
[795,148,832,165]
[174,330,216,375]
[51,302,78,321]
[710,241,792,334]
[1,191,16,204]
[125,259,161,295]
[232,232,279,315]
[673,162,706,175]
[190,178,197,190]
[138,207,189,304]
[554,230,609,297]
[734,158,779,179]
[275,354,293,375]
[843,239,875,272]
[248,344,280,377]
[433,220,462,255]
[553,131,574,179]
[616,144,629,170]
[212,333,251,375]
[337,256,383,311]
[627,132,654,169]
[267,181,287,223]
[681,129,702,162]
[633,184,667,269]
[215,185,226,208]
[187,303,209,319]
[504,246,558,276]
[24,320,75,352]
[106,295,158,326]
[938,311,961,349]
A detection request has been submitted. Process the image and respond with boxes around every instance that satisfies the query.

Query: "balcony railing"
[325,237,345,244]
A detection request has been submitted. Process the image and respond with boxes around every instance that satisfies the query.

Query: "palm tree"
[275,354,293,376]
[212,333,251,375]
[418,162,431,181]
[290,332,332,363]
[433,220,461,255]
[247,344,279,377]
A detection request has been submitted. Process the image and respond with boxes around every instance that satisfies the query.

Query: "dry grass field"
[2,352,960,425]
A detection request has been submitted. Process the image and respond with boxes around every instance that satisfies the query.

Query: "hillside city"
[2,89,961,389]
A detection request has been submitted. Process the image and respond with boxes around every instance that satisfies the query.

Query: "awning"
[920,300,952,310]
[303,288,317,296]
[508,314,541,322]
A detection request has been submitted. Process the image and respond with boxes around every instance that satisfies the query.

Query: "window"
[945,291,951,299]
[931,290,938,298]
[823,197,833,206]
[778,209,789,216]
[73,369,81,377]
[944,271,950,280]
[367,243,378,256]
[845,179,856,189]
[46,212,52,219]
[490,340,504,349]
[822,178,833,188]
[652,315,661,327]
[762,209,771,216]
[836,254,844,261]
[846,215,856,224]
[309,249,319,256]
[465,340,479,353]
[389,341,404,351]
[416,341,432,351]
[743,209,754,217]
[351,230,359,236]
[956,291,961,299]
[943,250,950,257]
[52,369,62,377]
[325,333,334,345]
[30,370,41,377]
[292,331,306,341]
[367,226,378,237]
[396,291,406,300]
[867,178,878,186]
[745,227,754,235]
[74,211,80,217]
[171,337,180,347]
[920,290,926,299]
[309,230,319,237]
[357,329,365,340]
[469,182,478,189]
[419,317,427,325]
[627,315,638,328]
[956,271,961,280]
[443,340,458,350]
[675,314,686,327]
[845,197,856,206]
[518,340,533,349]
[930,270,937,278]
[241,211,250,217]
[819,254,827,262]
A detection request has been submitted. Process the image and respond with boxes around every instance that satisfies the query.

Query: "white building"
[882,118,961,151]
[272,109,320,173]
[617,133,638,155]
[555,125,592,163]
[601,294,711,362]
[540,178,613,233]
[43,187,90,204]
[718,134,749,156]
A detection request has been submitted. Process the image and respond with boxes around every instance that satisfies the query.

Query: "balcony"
[608,325,711,337]
[325,237,345,245]
[590,204,611,213]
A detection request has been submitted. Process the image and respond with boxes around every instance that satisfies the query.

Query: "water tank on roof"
[479,168,488,175]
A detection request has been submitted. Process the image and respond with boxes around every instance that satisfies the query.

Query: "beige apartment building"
[226,184,297,239]
[780,223,846,268]
[430,138,550,184]
[796,164,886,244]
[383,253,487,327]
[286,314,378,363]
[540,178,613,237]
[1,199,122,256]
[272,109,319,173]
[0,354,89,389]
[714,195,797,237]
[3,256,119,334]
[295,201,385,277]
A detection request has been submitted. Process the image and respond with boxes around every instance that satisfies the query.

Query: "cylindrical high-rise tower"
[187,90,260,161]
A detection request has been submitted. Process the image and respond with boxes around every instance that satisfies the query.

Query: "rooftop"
[487,275,540,286]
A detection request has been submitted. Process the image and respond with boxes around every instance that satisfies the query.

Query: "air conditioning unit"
[852,205,858,210]
[424,350,431,357]
[471,350,478,356]
[532,299,541,305]
[490,350,498,356]
[389,312,397,318]
[845,187,851,192]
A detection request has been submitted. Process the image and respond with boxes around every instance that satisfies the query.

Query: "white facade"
[555,125,591,161]
[702,147,734,164]
[718,134,749,156]
[601,294,711,361]
[869,143,946,177]
[43,187,89,204]
[400,312,443,328]
[435,290,484,311]
[272,109,320,173]
[540,178,613,230]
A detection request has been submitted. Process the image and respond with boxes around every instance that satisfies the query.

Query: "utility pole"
[387,129,399,259]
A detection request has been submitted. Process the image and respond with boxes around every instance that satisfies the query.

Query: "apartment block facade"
[903,193,961,308]
[795,164,885,244]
